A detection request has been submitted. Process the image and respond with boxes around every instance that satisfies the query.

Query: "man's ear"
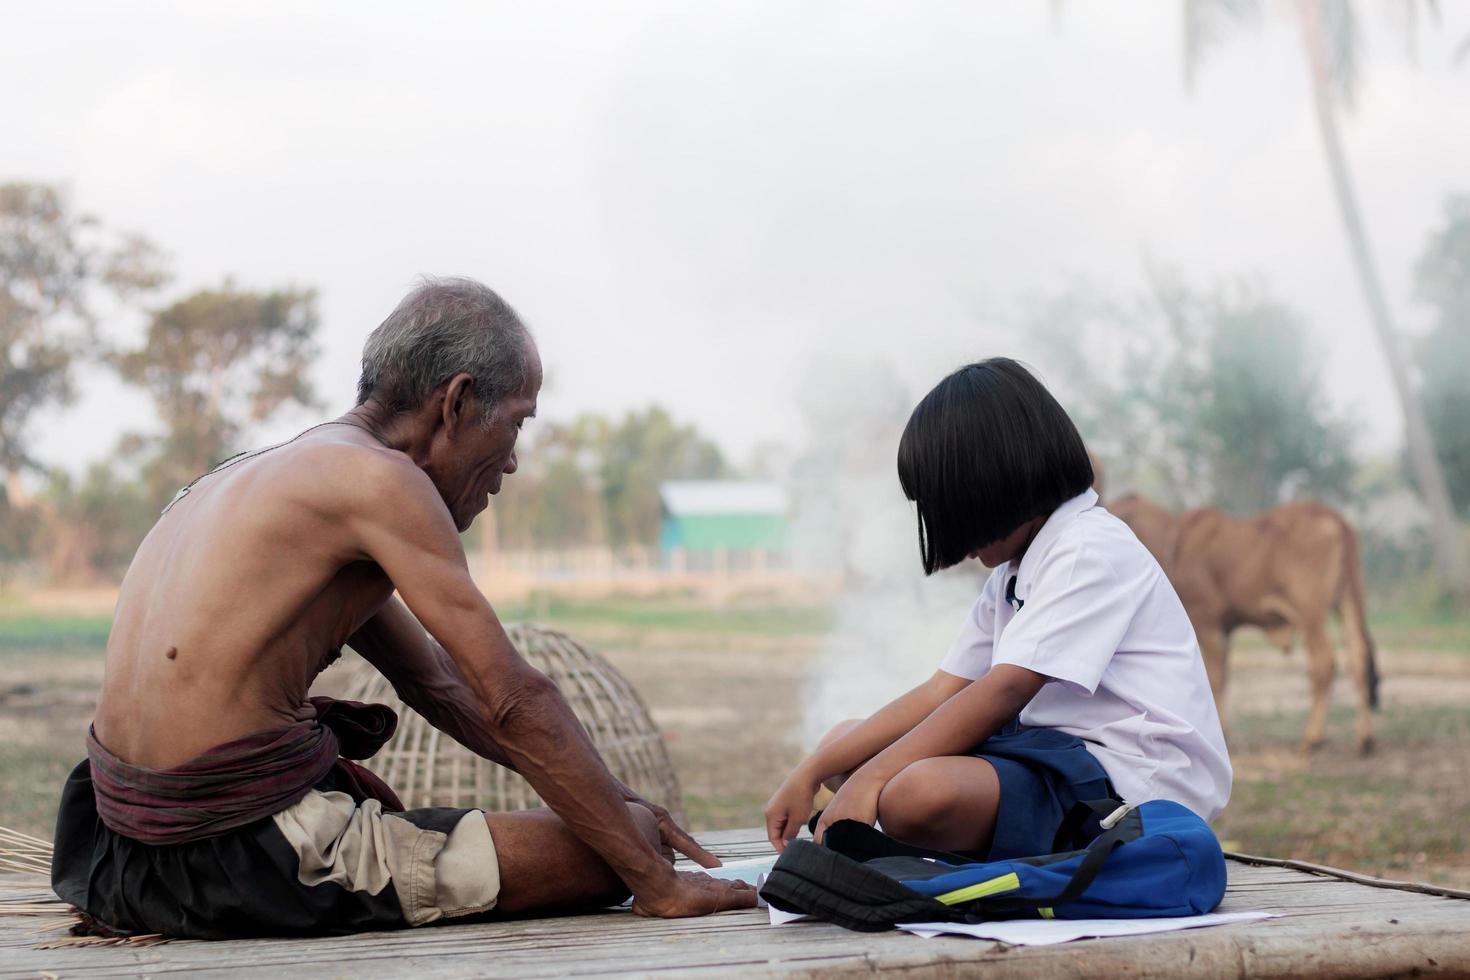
[441,373,478,436]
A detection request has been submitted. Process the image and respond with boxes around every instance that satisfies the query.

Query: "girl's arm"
[813,663,1047,843]
[806,670,973,783]
[764,669,970,851]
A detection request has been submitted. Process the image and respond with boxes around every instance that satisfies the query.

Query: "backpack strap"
[1025,803,1143,907]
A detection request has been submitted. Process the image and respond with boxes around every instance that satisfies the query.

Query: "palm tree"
[1184,0,1469,596]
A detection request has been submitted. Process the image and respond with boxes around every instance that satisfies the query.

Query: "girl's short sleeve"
[991,541,1145,694]
[938,570,1003,680]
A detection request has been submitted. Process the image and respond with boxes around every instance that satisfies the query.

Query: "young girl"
[765,358,1231,859]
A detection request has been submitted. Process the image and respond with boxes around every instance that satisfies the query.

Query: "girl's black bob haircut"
[897,358,1094,575]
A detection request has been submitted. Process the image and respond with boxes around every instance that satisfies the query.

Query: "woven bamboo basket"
[339,623,685,823]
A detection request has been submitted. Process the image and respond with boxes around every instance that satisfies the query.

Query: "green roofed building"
[658,480,788,570]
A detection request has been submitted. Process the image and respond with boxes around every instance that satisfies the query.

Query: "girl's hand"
[813,772,885,845]
[764,768,821,852]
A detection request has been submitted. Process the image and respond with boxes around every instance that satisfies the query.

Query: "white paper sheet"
[684,856,775,885]
[767,904,810,925]
[895,911,1278,945]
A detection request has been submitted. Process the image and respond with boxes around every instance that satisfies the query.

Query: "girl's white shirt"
[939,488,1233,822]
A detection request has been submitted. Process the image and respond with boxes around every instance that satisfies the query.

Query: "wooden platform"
[3,827,1469,979]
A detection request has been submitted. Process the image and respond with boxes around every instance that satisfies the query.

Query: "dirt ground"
[2,621,1468,889]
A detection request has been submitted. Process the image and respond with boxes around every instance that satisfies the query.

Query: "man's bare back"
[94,424,404,768]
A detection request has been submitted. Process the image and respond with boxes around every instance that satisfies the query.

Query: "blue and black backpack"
[760,799,1226,932]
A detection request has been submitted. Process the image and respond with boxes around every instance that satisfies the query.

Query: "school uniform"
[940,488,1232,860]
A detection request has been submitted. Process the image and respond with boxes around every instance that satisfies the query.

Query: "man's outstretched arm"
[343,456,749,917]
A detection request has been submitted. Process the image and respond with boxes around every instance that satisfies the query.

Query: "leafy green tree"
[1,182,165,577]
[36,459,156,582]
[531,457,606,547]
[0,482,40,573]
[492,415,610,549]
[1188,286,1354,512]
[1028,271,1354,515]
[0,182,166,475]
[114,282,322,504]
[488,408,729,551]
[599,406,728,549]
[1413,196,1470,518]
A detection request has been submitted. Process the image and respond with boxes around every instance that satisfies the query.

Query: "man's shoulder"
[291,436,419,479]
[276,437,436,513]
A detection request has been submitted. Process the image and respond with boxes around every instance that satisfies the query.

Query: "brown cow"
[1107,494,1379,754]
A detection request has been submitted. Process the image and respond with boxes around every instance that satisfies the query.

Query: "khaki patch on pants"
[272,790,500,925]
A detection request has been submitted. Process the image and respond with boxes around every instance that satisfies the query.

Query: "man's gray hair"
[356,276,533,423]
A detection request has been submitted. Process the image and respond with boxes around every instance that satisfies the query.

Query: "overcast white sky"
[6,0,1468,477]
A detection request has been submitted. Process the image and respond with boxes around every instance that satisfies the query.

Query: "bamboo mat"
[2,826,1468,978]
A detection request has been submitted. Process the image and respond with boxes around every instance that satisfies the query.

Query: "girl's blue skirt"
[968,720,1114,860]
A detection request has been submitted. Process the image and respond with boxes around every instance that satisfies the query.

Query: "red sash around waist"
[86,697,403,846]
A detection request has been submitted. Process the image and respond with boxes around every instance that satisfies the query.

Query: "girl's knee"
[876,760,957,838]
[876,758,1001,852]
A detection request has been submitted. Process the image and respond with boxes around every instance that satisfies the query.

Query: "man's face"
[442,349,542,532]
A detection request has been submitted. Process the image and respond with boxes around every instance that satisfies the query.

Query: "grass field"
[2,594,1467,887]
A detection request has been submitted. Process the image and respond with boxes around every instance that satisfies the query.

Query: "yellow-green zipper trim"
[934,872,1021,906]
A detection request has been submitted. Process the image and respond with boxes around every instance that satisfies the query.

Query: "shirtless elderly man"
[51,277,756,938]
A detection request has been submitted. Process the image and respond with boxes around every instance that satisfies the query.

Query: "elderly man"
[51,277,756,938]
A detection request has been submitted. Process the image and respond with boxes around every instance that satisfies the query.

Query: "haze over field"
[6,1,1469,476]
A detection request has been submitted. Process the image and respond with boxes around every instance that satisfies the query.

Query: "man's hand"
[812,770,885,845]
[763,768,821,853]
[631,869,758,918]
[615,781,722,868]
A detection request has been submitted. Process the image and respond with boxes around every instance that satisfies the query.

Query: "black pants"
[51,760,486,939]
